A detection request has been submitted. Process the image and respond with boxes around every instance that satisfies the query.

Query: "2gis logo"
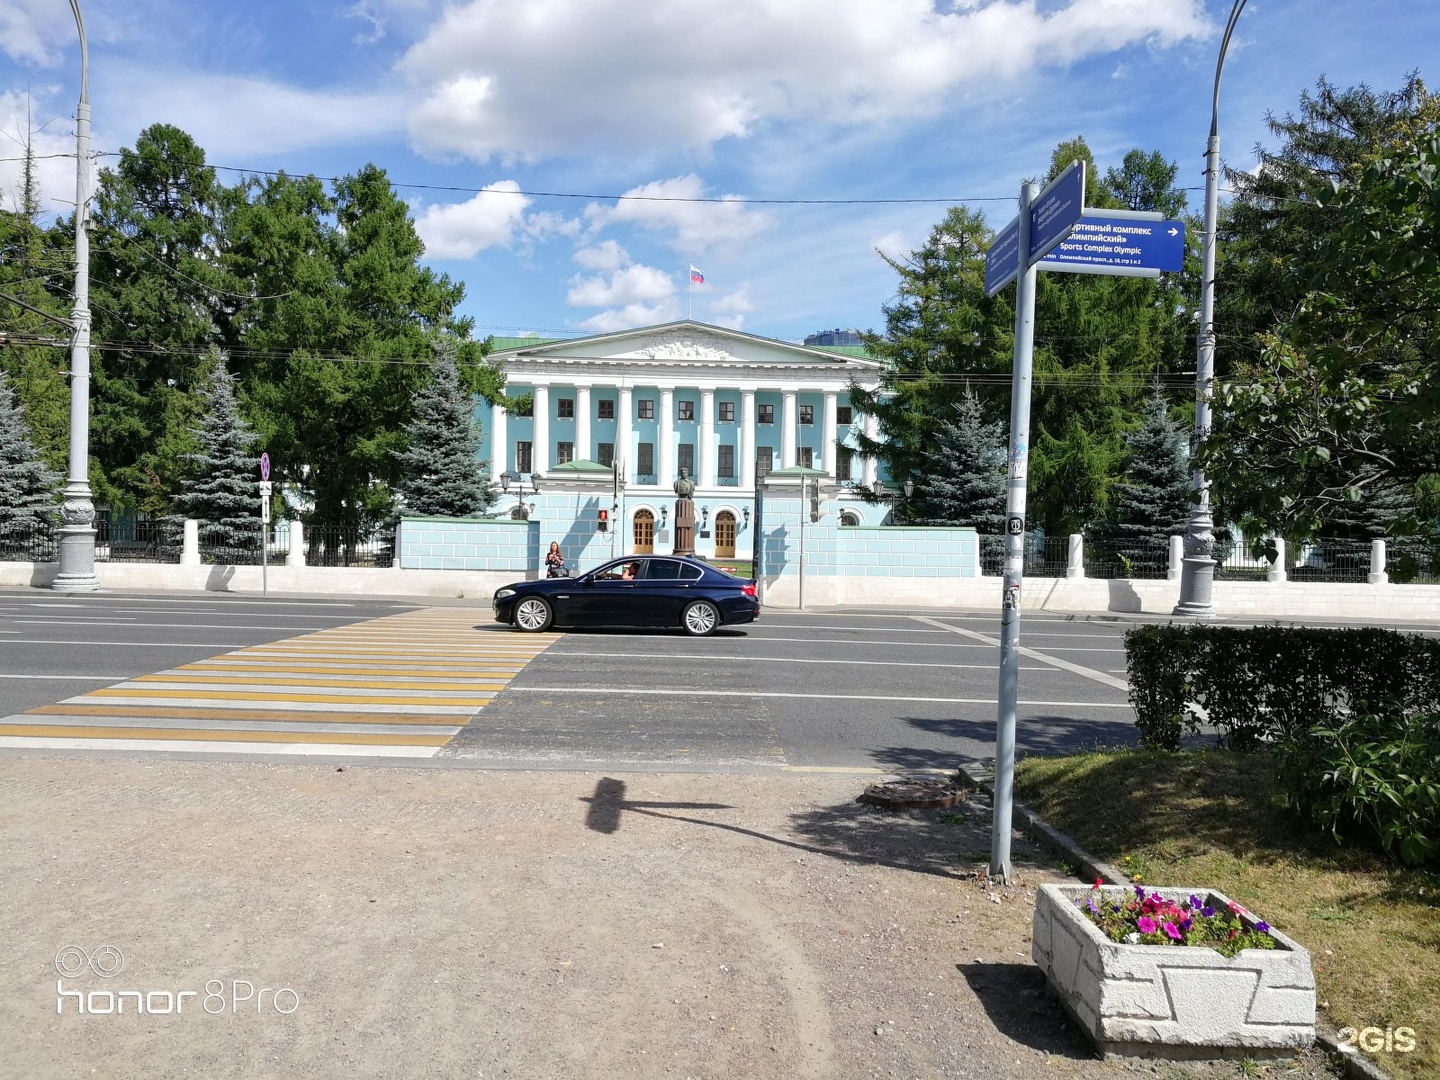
[55,946,299,1016]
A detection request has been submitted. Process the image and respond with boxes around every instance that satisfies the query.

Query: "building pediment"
[489,320,880,371]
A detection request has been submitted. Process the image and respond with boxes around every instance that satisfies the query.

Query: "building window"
[678,399,695,421]
[556,442,574,465]
[557,397,574,419]
[638,398,655,420]
[798,447,814,468]
[836,452,852,481]
[678,444,695,474]
[638,442,654,476]
[839,509,861,527]
[718,445,735,478]
[598,399,615,420]
[837,405,853,425]
[718,401,735,422]
[757,447,774,477]
[597,442,614,467]
[515,441,533,473]
[799,404,814,425]
[758,403,775,424]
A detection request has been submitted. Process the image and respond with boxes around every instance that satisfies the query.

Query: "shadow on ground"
[957,962,1097,1059]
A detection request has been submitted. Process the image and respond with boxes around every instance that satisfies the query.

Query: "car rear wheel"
[682,600,719,636]
[514,597,553,632]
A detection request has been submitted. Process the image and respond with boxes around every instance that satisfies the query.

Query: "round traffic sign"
[260,452,270,481]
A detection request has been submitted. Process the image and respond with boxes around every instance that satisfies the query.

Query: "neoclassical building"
[481,321,888,559]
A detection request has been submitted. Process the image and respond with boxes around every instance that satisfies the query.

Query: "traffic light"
[809,479,821,523]
[597,508,609,532]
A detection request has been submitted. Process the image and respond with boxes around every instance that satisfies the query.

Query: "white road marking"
[0,736,437,757]
[0,715,460,736]
[535,651,1057,671]
[504,686,1130,707]
[0,673,125,681]
[910,616,1130,692]
[20,598,359,608]
[1,639,256,648]
[13,620,333,631]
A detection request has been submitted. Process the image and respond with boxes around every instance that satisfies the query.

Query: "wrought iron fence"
[197,524,268,565]
[978,534,1070,577]
[1214,531,1271,580]
[96,517,180,563]
[1085,536,1172,580]
[0,520,58,561]
[305,527,392,568]
[1289,538,1373,583]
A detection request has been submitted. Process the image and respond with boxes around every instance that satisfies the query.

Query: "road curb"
[950,760,1390,1080]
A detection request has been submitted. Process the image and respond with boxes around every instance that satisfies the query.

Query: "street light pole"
[1175,0,1247,618]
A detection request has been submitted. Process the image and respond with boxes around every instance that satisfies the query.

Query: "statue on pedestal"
[673,468,696,555]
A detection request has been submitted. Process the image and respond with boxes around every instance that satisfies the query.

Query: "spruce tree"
[909,390,1007,531]
[393,335,492,519]
[171,353,261,547]
[0,370,59,538]
[1097,387,1191,558]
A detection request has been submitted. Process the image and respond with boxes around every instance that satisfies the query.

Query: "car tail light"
[741,582,757,599]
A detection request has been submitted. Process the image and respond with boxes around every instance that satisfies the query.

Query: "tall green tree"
[0,368,59,536]
[170,353,260,547]
[1094,386,1192,556]
[906,389,1006,531]
[394,334,493,518]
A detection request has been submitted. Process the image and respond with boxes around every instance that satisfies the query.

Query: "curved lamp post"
[1175,0,1248,618]
[53,0,99,591]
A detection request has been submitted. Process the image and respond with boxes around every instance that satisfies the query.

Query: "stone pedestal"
[1032,884,1314,1058]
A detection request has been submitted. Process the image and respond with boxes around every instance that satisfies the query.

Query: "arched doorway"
[633,509,655,554]
[714,510,737,559]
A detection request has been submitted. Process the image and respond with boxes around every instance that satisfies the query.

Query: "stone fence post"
[1066,534,1085,579]
[180,519,200,567]
[1167,535,1183,581]
[286,520,305,567]
[1369,538,1388,585]
[1267,537,1287,583]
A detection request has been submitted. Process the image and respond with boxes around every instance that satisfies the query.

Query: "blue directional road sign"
[1038,214,1186,277]
[984,160,1086,297]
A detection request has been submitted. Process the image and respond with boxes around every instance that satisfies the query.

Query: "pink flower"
[1163,922,1183,940]
[1136,916,1159,934]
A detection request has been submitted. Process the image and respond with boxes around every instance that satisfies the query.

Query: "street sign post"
[259,475,272,597]
[1038,211,1186,277]
[983,160,1086,297]
[982,165,1184,884]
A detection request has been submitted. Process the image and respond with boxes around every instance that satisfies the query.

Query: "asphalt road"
[0,590,417,719]
[443,608,1139,771]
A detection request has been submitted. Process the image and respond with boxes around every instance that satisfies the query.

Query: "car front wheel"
[514,597,554,632]
[682,600,719,636]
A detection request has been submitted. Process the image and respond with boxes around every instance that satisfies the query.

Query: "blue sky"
[2,0,1436,344]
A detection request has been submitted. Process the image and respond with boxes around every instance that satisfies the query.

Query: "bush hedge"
[1275,712,1440,867]
[1124,624,1440,750]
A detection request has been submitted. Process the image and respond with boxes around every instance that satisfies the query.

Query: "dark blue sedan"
[492,555,760,635]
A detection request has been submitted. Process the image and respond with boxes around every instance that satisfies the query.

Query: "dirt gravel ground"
[0,758,1344,1080]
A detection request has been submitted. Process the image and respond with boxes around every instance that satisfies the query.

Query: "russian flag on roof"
[689,264,704,284]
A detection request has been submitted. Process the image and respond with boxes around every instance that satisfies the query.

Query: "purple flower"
[1087,895,1100,914]
[1134,884,1146,900]
[1136,916,1159,934]
[1163,922,1183,940]
[1255,921,1270,933]
[1189,894,1203,910]
[1179,916,1194,932]
[1200,906,1216,918]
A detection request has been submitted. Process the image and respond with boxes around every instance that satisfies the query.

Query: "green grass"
[1014,748,1439,1079]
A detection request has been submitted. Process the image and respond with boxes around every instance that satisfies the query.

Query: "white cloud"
[413,181,530,259]
[579,301,678,333]
[107,67,404,159]
[566,264,673,308]
[707,285,755,330]
[870,230,909,262]
[584,175,769,255]
[0,0,74,66]
[397,0,1210,162]
[572,240,629,272]
[0,88,79,217]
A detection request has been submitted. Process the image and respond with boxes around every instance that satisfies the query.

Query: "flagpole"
[688,264,693,320]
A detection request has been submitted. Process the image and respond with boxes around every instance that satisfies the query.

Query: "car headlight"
[495,588,517,600]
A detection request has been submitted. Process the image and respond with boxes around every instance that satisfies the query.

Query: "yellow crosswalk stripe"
[0,608,557,757]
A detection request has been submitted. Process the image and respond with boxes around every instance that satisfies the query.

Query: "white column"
[618,387,633,482]
[287,520,305,567]
[576,384,592,462]
[741,389,756,489]
[1169,534,1185,580]
[180,519,200,566]
[781,390,797,468]
[822,390,838,478]
[1369,538,1388,585]
[491,400,508,475]
[1067,534,1086,579]
[1267,537,1287,583]
[699,388,716,487]
[862,412,878,488]
[659,386,675,485]
[532,384,550,475]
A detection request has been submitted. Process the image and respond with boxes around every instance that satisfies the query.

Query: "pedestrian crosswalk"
[0,608,558,758]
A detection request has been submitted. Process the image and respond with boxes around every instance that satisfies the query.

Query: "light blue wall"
[759,497,979,581]
[397,516,537,571]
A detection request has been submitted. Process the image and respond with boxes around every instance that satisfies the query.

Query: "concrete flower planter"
[1032,884,1316,1058]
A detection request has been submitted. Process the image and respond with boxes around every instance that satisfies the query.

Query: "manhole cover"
[858,777,968,810]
